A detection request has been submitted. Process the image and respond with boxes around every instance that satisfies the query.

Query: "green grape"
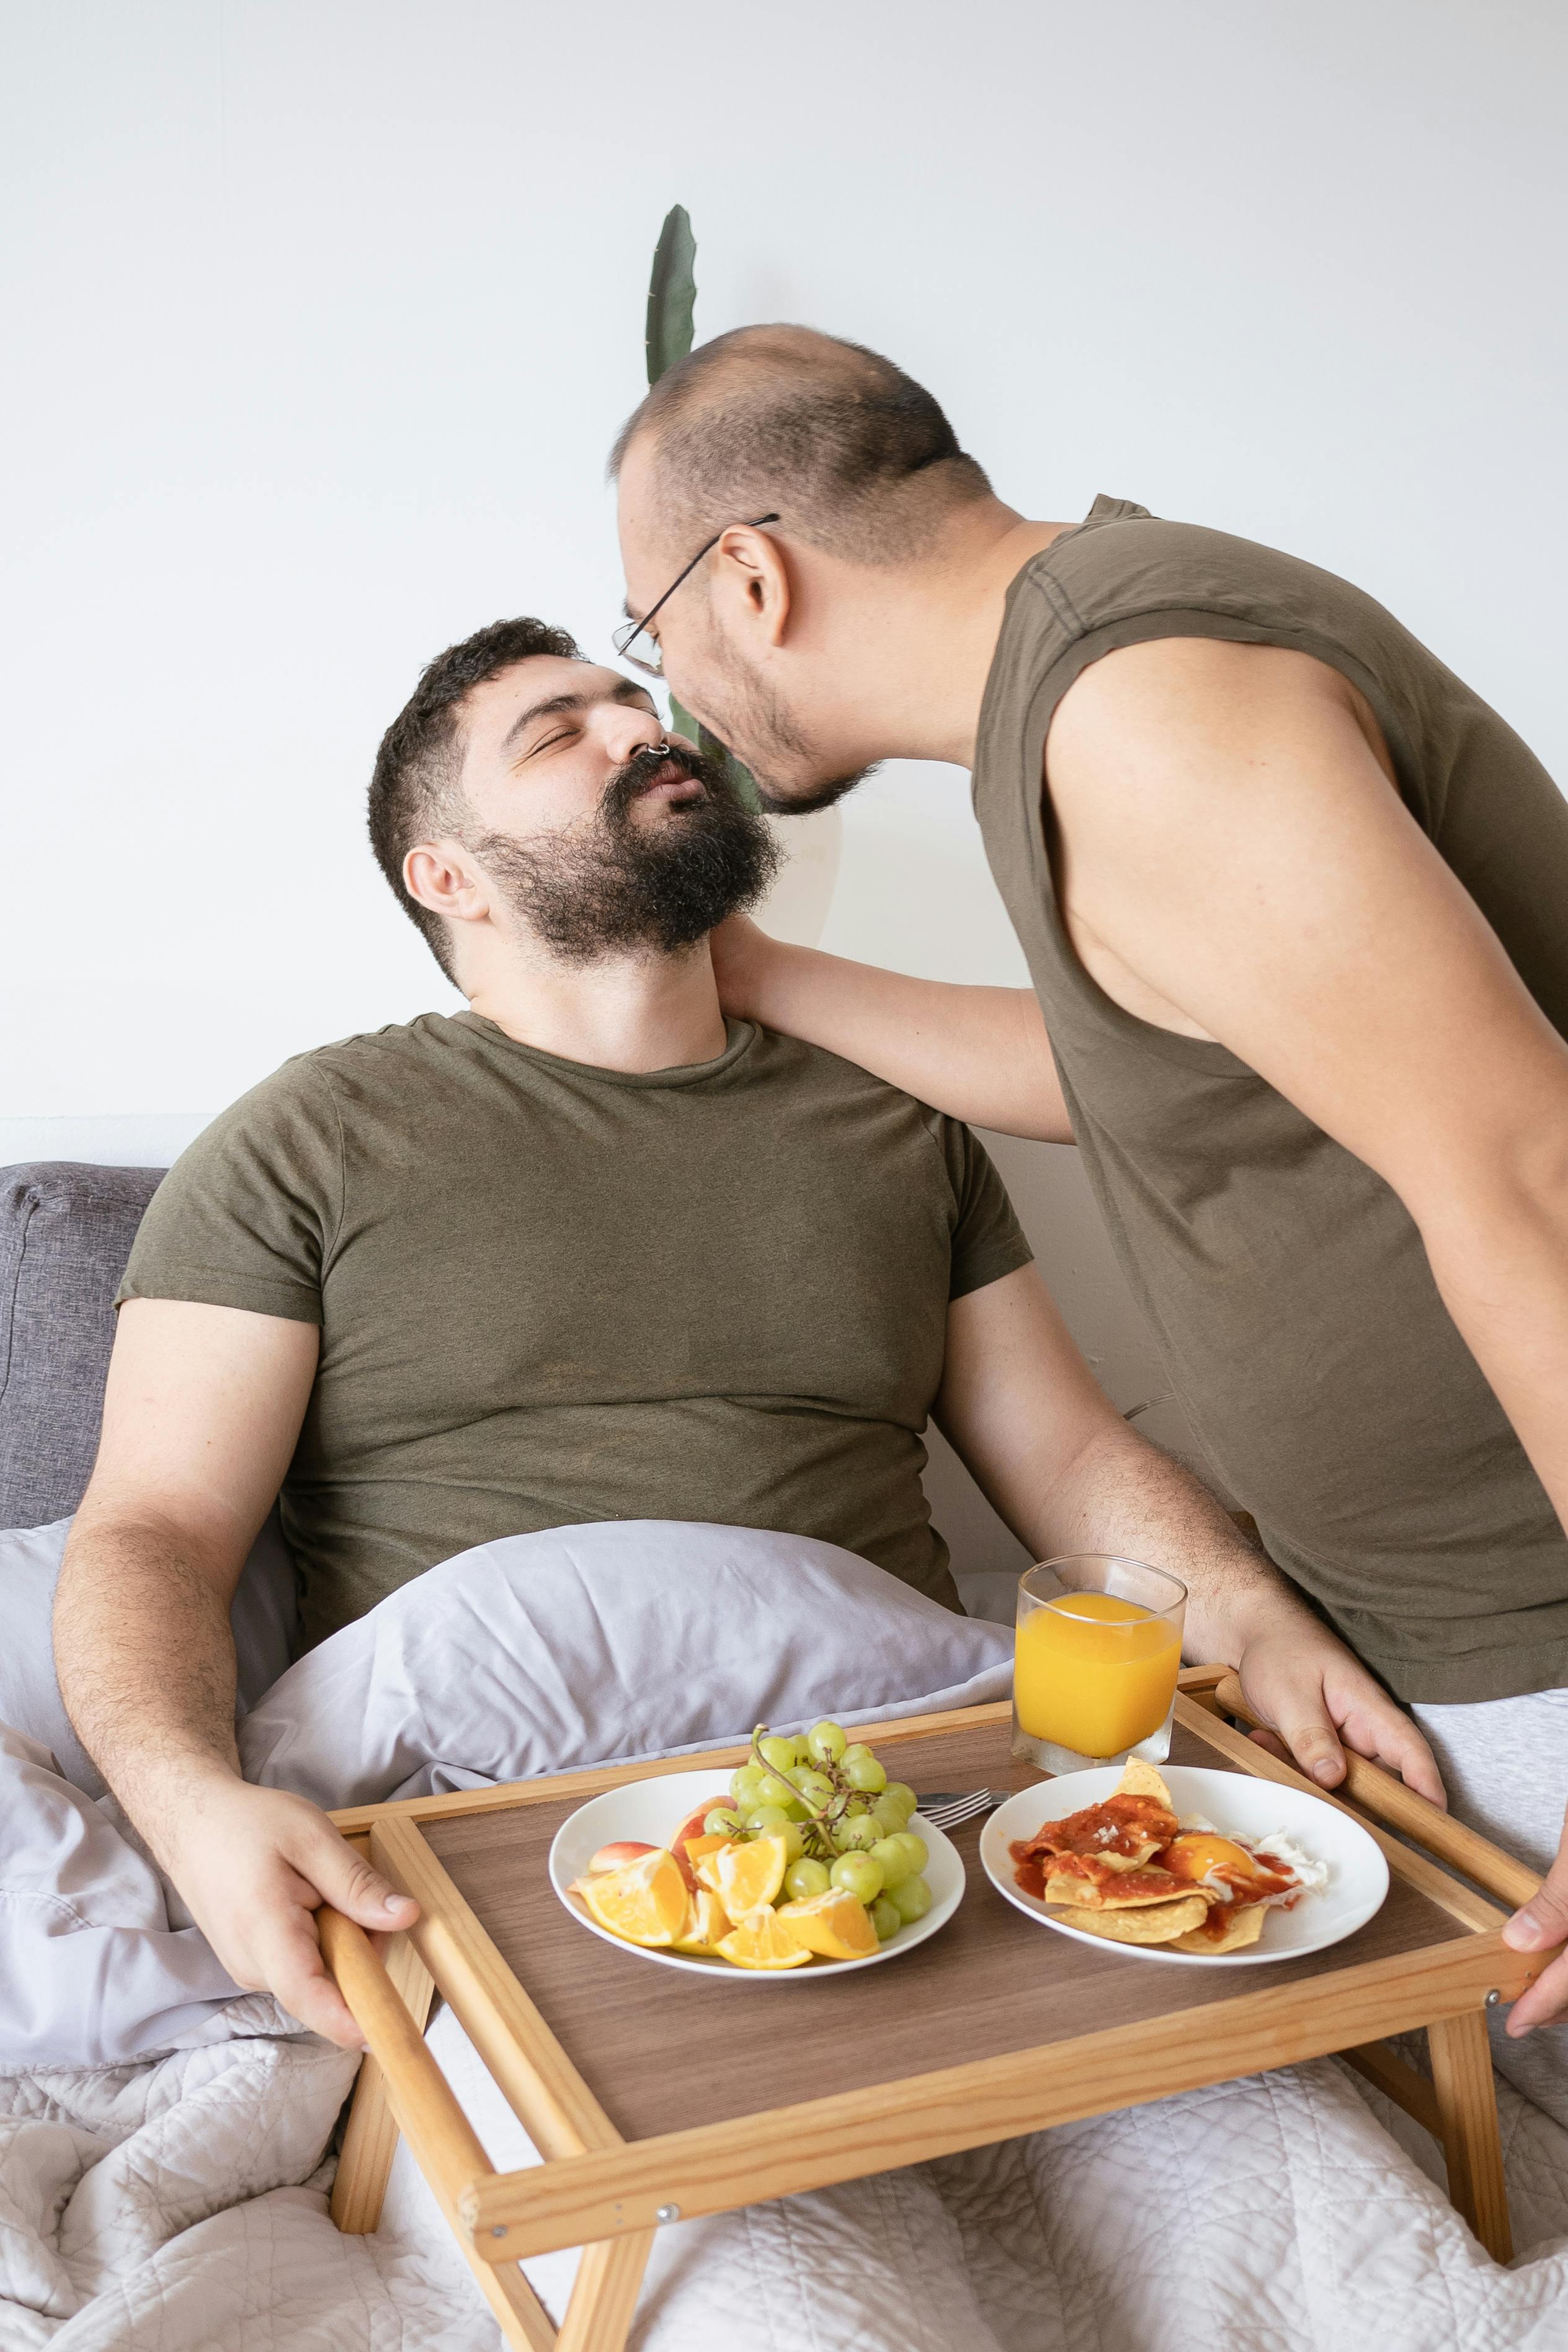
[730,1766,767,1807]
[746,1804,793,1836]
[881,1781,919,1824]
[782,1821,805,1860]
[870,1897,902,1943]
[805,1719,848,1765]
[790,1768,837,1807]
[759,1734,800,1773]
[870,1796,906,1839]
[868,1835,917,1890]
[889,1873,932,1924]
[785,1857,831,1901]
[841,1745,887,1794]
[831,1813,880,1853]
[704,1807,744,1837]
[886,1830,928,1878]
[754,1772,794,1808]
[830,1853,884,1903]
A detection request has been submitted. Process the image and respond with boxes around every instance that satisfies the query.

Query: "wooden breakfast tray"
[319,1667,1552,2352]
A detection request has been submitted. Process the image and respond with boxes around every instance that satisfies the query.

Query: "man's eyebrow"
[499,677,655,752]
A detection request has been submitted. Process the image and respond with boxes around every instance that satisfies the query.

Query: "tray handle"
[1211,1673,1541,1910]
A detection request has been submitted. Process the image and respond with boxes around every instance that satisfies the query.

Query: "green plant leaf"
[646,204,697,386]
[648,213,760,813]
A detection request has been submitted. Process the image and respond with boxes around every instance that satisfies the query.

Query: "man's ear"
[403,839,491,930]
[713,522,792,651]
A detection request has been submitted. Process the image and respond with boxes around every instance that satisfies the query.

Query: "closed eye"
[517,727,579,762]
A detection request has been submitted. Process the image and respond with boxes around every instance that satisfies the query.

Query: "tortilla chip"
[1091,1844,1160,1873]
[1042,1856,1198,1909]
[1170,1902,1268,1955]
[1048,1894,1209,1946]
[1116,1758,1174,1808]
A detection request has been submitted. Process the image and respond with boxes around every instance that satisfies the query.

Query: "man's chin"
[752,764,877,818]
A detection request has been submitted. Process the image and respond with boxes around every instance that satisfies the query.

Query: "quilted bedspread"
[4,2008,1568,2350]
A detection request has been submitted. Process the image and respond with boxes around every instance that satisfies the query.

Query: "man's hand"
[164,1772,419,2048]
[1501,1811,1568,2034]
[1235,1612,1447,1804]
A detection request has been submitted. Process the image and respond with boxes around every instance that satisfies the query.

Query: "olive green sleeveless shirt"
[973,496,1568,1703]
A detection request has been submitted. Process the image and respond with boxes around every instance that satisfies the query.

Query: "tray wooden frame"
[321,1668,1551,2351]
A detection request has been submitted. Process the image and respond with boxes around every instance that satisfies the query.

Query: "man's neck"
[808,505,1075,773]
[464,939,730,1073]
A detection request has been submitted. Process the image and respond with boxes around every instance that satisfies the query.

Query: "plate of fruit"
[550,1719,964,1975]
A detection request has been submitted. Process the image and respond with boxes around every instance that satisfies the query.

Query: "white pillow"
[239,1519,1013,1807]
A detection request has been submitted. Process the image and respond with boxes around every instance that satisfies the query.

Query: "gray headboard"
[0,1164,164,1528]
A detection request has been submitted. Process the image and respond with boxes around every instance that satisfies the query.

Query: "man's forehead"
[468,656,652,738]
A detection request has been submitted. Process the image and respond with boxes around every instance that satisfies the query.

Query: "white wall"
[4,1,1564,1570]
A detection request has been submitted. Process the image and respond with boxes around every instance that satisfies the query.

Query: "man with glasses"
[53,613,1432,2047]
[612,321,1568,2098]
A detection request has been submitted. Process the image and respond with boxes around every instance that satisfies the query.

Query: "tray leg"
[1428,2010,1512,2262]
[331,1930,437,2233]
[556,2230,653,2352]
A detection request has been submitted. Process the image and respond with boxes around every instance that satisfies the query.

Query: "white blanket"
[4,1519,1567,2348]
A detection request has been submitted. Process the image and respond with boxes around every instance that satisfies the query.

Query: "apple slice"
[587,1840,657,1875]
[670,1801,723,1891]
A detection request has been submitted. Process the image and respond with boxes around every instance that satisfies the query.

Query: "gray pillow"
[0,1515,302,1795]
[0,1162,164,1527]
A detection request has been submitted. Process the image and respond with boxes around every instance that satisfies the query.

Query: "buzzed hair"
[610,324,992,566]
[368,615,582,980]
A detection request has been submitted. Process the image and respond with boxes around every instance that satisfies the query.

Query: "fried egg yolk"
[1163,1833,1261,1883]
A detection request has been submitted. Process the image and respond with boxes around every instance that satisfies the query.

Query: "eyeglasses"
[613,513,780,679]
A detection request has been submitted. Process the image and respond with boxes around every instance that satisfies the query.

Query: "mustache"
[602,739,716,817]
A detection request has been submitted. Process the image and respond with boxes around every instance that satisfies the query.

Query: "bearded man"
[50,615,1433,2044]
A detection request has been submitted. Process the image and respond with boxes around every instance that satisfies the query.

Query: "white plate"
[549,1768,964,1979]
[980,1766,1388,1966]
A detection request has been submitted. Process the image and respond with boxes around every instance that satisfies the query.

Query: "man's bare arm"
[54,1299,416,2046]
[935,1265,1445,1799]
[1046,633,1568,2025]
[710,915,1073,1141]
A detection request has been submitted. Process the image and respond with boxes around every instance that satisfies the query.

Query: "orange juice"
[1014,1592,1182,1758]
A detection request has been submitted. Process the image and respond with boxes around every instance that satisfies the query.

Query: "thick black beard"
[468,743,780,963]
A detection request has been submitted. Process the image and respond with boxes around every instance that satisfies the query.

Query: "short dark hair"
[368,616,582,980]
[609,324,991,566]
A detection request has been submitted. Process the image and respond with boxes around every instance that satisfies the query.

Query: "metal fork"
[916,1788,1006,1831]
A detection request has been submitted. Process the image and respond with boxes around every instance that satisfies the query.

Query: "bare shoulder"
[1050,635,1379,764]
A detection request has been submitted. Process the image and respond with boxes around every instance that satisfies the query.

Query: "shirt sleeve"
[941,1122,1035,1301]
[117,1056,343,1325]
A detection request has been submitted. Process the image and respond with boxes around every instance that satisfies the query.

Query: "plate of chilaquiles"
[981,1757,1389,1964]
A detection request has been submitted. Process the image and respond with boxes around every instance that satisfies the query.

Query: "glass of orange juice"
[1012,1554,1187,1774]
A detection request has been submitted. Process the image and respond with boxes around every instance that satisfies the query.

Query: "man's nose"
[602,710,669,765]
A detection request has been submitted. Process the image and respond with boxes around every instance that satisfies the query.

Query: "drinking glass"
[1012,1554,1187,1775]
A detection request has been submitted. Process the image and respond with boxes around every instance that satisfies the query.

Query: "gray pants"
[1412,1687,1568,2128]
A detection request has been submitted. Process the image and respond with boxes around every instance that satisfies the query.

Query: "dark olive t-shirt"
[974,494,1568,1704]
[120,1013,1031,1644]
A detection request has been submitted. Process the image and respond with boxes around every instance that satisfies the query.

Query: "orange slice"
[578,1848,690,1948]
[716,1909,813,1970]
[701,1834,789,1917]
[775,1888,879,1960]
[684,1832,731,1866]
[673,1888,729,1954]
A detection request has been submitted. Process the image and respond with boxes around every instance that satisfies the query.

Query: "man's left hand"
[1501,1812,1568,2034]
[1236,1618,1447,1806]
